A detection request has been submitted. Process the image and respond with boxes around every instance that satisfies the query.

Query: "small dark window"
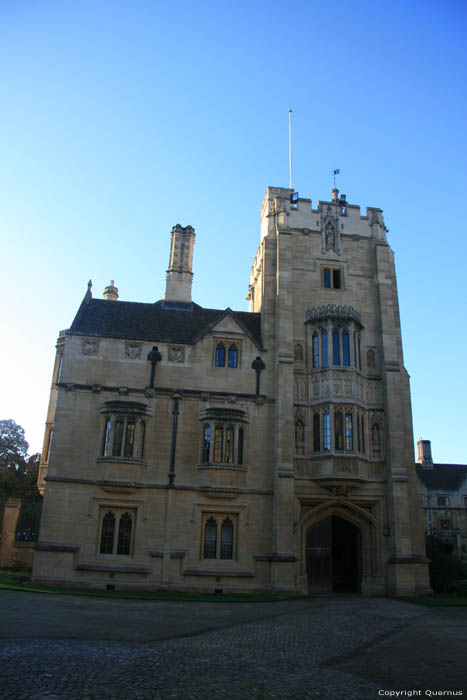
[224,426,234,463]
[437,496,450,507]
[323,269,331,288]
[124,422,135,458]
[228,344,238,368]
[335,410,344,450]
[333,269,341,289]
[202,425,211,464]
[215,343,225,367]
[321,330,328,367]
[204,517,217,559]
[323,411,331,451]
[313,413,320,452]
[214,426,223,463]
[220,518,233,559]
[100,511,115,554]
[112,421,124,456]
[117,513,132,555]
[333,331,340,366]
[343,331,350,366]
[139,421,146,459]
[238,428,244,465]
[345,413,353,451]
[312,333,319,368]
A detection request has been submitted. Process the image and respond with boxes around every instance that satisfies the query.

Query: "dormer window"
[228,344,238,368]
[214,340,241,368]
[215,343,226,367]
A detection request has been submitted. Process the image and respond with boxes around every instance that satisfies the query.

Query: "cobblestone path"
[0,597,426,700]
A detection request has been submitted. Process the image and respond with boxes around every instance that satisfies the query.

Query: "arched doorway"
[306,516,361,593]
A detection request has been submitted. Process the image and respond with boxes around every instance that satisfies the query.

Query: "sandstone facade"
[33,187,431,595]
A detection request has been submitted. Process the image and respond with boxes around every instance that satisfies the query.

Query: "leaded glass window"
[112,421,124,456]
[345,413,353,451]
[100,512,115,554]
[224,426,234,463]
[215,343,225,367]
[117,512,132,555]
[220,518,233,559]
[335,410,344,450]
[238,427,244,465]
[203,517,217,559]
[228,344,238,368]
[321,330,328,367]
[214,427,223,463]
[124,421,135,458]
[202,425,211,463]
[333,331,340,366]
[313,412,320,452]
[343,331,350,366]
[312,333,319,368]
[323,411,331,451]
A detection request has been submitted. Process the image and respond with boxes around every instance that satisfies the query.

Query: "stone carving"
[81,339,99,356]
[344,379,352,396]
[169,345,185,363]
[367,349,376,369]
[294,377,306,399]
[307,305,362,326]
[125,343,142,360]
[312,376,319,396]
[325,222,336,251]
[335,460,358,475]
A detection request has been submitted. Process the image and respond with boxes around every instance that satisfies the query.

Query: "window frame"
[322,266,343,290]
[98,507,136,557]
[201,513,237,561]
[213,338,242,369]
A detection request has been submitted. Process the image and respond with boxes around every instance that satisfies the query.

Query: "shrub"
[426,534,463,593]
[446,580,467,597]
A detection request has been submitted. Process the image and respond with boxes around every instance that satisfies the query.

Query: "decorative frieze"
[307,305,362,325]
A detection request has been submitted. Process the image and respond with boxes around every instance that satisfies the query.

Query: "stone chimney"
[103,280,119,301]
[417,439,433,468]
[164,224,195,303]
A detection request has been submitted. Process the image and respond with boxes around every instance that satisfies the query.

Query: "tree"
[0,419,29,468]
[0,420,40,500]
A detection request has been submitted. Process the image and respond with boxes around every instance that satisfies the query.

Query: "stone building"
[417,439,467,556]
[33,186,431,595]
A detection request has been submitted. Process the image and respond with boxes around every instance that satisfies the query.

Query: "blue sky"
[0,0,466,463]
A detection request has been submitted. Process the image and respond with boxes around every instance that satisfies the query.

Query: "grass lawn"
[0,569,294,602]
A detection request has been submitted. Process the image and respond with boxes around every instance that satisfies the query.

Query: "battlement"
[260,186,386,241]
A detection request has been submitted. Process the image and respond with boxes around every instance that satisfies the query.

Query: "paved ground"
[0,590,466,699]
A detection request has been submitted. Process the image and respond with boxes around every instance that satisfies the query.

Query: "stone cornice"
[306,305,363,326]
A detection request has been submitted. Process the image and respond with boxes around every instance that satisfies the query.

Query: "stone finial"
[331,188,339,202]
[103,280,119,301]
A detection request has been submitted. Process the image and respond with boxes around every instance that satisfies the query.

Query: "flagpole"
[288,109,293,190]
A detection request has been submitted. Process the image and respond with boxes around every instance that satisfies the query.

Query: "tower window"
[323,268,342,289]
[343,331,350,366]
[333,331,340,366]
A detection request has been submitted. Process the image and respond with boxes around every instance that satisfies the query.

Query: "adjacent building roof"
[416,463,467,492]
[69,297,262,348]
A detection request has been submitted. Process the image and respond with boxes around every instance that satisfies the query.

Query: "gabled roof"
[417,463,467,492]
[68,298,262,348]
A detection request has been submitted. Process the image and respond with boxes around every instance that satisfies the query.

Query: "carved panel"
[125,343,142,360]
[168,345,185,363]
[81,339,99,356]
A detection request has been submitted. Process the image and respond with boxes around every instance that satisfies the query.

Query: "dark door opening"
[306,516,360,593]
